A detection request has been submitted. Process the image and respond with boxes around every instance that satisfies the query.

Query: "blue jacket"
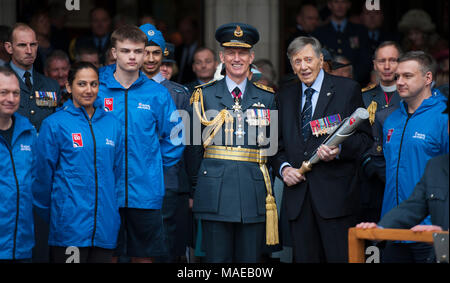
[97,64,185,209]
[32,99,124,249]
[381,91,449,223]
[0,113,36,260]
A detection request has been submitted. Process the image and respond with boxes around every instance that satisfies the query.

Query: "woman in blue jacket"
[0,67,36,262]
[32,62,124,263]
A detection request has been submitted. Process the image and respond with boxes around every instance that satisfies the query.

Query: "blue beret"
[215,22,259,49]
[163,42,176,63]
[139,23,166,53]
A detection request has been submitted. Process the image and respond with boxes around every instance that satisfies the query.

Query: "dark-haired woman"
[32,62,124,263]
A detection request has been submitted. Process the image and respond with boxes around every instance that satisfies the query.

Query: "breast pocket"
[193,161,225,213]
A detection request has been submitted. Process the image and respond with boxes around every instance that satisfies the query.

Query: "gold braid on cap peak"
[190,88,234,148]
[367,101,378,125]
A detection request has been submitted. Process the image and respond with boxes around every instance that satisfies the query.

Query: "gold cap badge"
[234,25,243,37]
[164,48,169,56]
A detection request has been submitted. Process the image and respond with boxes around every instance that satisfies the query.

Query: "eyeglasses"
[374,58,399,65]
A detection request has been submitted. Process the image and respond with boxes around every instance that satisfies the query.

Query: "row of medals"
[232,98,268,146]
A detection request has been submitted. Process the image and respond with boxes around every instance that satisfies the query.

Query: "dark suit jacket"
[378,154,449,231]
[191,79,276,224]
[271,72,372,220]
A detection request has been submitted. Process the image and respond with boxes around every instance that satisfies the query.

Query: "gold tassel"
[265,194,279,245]
[367,101,377,126]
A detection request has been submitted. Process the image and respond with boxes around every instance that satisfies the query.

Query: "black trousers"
[289,190,356,263]
[201,220,264,263]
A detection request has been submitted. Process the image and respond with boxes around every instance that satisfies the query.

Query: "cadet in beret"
[139,23,192,263]
[189,23,278,263]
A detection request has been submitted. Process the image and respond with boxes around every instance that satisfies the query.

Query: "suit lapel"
[241,81,259,111]
[216,79,235,110]
[312,73,334,121]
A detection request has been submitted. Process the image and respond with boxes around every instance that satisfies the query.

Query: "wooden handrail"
[348,227,449,263]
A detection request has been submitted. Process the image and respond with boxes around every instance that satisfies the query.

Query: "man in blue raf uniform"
[189,23,277,263]
[139,23,192,262]
[358,41,402,223]
[4,23,60,132]
[4,23,60,263]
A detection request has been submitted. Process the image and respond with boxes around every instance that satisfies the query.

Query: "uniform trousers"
[201,220,264,263]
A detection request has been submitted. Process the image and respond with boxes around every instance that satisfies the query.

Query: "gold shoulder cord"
[367,101,378,125]
[190,87,234,148]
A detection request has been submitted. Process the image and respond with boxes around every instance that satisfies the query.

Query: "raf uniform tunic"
[9,63,61,132]
[192,78,276,224]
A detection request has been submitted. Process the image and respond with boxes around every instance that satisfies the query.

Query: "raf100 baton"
[297,107,370,175]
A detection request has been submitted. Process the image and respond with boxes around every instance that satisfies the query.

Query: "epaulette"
[195,80,217,89]
[362,83,377,93]
[253,82,275,93]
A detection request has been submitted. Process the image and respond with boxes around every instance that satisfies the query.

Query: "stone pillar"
[0,0,16,26]
[204,0,280,74]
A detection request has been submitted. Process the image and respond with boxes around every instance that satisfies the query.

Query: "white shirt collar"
[380,83,397,93]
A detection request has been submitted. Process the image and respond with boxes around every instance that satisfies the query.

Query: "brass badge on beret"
[234,25,243,37]
[164,48,169,56]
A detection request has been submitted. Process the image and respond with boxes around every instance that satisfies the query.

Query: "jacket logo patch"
[412,132,426,140]
[137,103,151,110]
[104,98,114,112]
[106,138,115,147]
[386,129,394,143]
[20,144,31,151]
[72,133,83,148]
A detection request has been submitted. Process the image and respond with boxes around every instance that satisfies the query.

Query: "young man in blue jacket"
[379,51,449,262]
[0,67,36,262]
[97,25,185,263]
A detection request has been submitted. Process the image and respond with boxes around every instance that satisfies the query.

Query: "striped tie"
[301,88,314,142]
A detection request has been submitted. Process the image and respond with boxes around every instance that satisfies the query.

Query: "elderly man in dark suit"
[271,36,372,262]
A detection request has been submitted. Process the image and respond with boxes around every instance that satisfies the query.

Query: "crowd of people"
[0,0,448,263]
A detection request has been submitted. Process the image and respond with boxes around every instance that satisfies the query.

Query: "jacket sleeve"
[32,119,59,223]
[157,87,186,169]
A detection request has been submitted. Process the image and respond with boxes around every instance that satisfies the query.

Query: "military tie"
[24,71,33,90]
[301,87,314,142]
[232,87,242,104]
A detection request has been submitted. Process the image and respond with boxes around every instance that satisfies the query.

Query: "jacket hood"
[99,64,148,90]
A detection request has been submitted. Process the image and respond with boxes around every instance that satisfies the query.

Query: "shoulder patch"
[362,83,377,93]
[195,80,217,89]
[253,82,275,93]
